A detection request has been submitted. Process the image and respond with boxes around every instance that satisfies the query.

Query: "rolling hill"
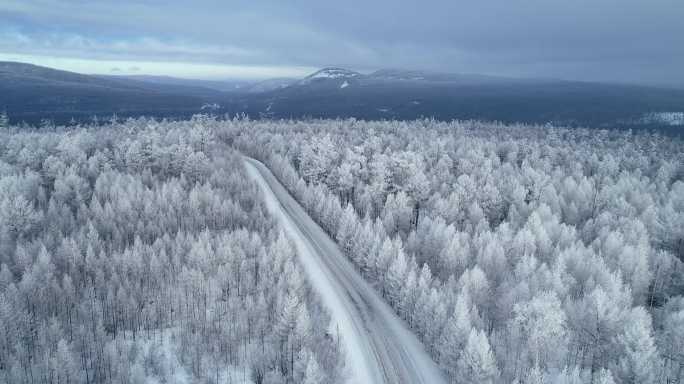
[0,62,223,124]
[2,62,684,133]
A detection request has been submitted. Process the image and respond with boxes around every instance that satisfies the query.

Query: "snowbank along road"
[243,157,447,384]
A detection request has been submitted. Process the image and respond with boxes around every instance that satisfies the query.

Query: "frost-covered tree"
[457,329,498,384]
[0,110,8,129]
[438,291,472,378]
[303,355,326,384]
[511,291,568,373]
[615,307,658,384]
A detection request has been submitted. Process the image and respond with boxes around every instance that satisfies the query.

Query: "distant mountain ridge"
[368,68,530,83]
[236,67,684,133]
[101,74,252,93]
[0,61,220,123]
[102,74,298,94]
[1,61,683,133]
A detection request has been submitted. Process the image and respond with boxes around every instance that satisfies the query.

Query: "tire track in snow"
[244,157,446,384]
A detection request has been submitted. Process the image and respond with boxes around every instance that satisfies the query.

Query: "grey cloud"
[1,0,683,84]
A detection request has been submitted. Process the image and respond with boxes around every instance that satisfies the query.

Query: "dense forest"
[228,118,684,383]
[0,116,344,384]
[1,115,683,383]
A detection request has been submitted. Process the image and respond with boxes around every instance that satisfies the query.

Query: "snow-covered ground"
[243,157,447,384]
[112,328,250,384]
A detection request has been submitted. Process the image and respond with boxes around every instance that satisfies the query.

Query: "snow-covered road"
[243,157,447,384]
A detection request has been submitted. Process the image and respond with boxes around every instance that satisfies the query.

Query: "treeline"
[0,116,344,384]
[226,118,684,384]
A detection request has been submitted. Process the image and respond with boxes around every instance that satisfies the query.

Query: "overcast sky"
[1,0,683,84]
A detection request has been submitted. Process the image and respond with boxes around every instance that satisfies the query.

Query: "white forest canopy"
[230,117,684,384]
[0,116,344,384]
[0,115,683,383]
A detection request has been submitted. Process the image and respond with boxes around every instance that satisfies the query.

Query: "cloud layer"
[1,0,683,83]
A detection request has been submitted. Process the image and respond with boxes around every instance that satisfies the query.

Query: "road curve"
[244,157,447,384]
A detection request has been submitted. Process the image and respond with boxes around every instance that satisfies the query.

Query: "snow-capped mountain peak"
[300,67,361,84]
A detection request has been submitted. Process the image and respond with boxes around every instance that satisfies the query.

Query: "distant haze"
[1,0,683,84]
